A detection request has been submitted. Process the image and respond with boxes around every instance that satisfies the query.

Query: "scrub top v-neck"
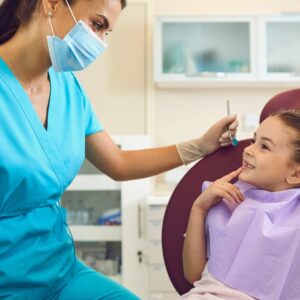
[0,57,103,298]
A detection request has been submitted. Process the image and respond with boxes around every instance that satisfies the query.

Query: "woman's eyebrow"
[96,14,110,29]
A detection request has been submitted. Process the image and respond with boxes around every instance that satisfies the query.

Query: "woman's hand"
[201,114,238,155]
[176,115,238,165]
[193,168,243,213]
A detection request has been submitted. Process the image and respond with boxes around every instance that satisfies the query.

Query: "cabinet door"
[62,159,123,283]
[155,16,256,85]
[259,16,300,80]
[76,3,147,134]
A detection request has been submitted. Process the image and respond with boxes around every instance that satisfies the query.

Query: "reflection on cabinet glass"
[76,242,122,278]
[266,22,300,74]
[161,21,251,75]
[61,190,121,226]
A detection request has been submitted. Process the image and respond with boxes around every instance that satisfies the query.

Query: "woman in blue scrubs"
[0,0,238,299]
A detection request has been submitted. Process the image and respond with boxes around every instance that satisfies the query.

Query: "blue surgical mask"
[47,0,107,72]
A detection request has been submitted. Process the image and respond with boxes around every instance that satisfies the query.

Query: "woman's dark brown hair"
[272,109,300,164]
[0,0,127,45]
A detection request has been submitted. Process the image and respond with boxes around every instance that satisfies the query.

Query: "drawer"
[149,264,175,292]
[147,205,166,221]
[150,292,179,300]
[147,219,163,240]
[149,240,164,264]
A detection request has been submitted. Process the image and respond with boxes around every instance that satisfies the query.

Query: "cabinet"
[144,196,178,300]
[155,15,300,87]
[61,135,152,299]
[258,15,300,81]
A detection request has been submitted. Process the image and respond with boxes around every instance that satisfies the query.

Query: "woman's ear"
[286,167,300,185]
[42,0,61,17]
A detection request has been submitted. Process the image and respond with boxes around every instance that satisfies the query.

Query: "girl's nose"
[244,145,255,158]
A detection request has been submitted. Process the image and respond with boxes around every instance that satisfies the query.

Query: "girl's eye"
[261,143,270,150]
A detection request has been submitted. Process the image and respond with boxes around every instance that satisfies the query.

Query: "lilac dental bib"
[204,180,300,300]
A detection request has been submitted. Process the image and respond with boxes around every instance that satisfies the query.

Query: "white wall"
[156,0,300,15]
[154,0,300,146]
[76,2,148,135]
[77,0,300,146]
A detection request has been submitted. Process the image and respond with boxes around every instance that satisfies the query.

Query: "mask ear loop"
[65,0,78,23]
[48,11,55,36]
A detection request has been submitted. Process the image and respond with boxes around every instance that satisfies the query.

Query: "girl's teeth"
[244,162,254,169]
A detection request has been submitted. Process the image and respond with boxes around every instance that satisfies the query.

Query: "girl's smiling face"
[239,116,300,191]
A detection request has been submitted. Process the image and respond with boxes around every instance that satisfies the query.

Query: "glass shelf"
[69,226,121,241]
[61,190,121,226]
[67,175,120,191]
[75,241,122,277]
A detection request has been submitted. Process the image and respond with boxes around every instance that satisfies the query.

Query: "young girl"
[182,110,300,300]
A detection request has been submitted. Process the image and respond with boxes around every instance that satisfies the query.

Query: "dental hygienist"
[0,0,238,298]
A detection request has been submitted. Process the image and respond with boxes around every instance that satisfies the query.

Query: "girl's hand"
[193,168,243,213]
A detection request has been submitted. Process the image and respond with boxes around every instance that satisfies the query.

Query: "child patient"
[182,110,300,300]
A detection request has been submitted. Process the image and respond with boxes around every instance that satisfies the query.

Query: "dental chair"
[161,89,300,295]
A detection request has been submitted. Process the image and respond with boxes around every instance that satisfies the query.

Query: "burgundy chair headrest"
[260,89,300,122]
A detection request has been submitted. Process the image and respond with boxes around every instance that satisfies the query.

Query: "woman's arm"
[85,131,182,181]
[85,115,238,181]
[182,168,243,284]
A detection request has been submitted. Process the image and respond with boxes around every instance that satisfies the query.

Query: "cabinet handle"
[138,204,143,239]
[186,71,227,78]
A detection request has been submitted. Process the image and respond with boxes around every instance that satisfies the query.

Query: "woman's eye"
[93,21,104,32]
[261,143,269,150]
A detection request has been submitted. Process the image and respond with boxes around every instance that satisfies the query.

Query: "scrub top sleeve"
[83,94,104,136]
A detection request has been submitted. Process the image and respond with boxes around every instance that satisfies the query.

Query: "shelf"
[69,225,122,241]
[147,196,170,206]
[156,79,300,89]
[67,175,121,191]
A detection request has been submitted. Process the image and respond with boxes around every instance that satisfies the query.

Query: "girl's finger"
[220,168,242,183]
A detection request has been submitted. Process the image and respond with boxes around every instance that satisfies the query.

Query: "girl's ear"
[286,167,300,185]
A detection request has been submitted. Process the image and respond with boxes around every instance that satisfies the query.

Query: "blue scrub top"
[0,57,103,298]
